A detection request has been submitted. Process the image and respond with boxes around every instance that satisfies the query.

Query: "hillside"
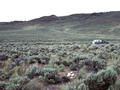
[1,11,120,42]
[1,11,120,90]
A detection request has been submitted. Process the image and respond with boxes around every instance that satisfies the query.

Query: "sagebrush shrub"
[61,79,87,90]
[22,78,42,90]
[39,55,50,64]
[0,69,9,80]
[0,81,8,90]
[27,65,62,84]
[49,58,61,65]
[6,76,30,90]
[84,66,117,90]
[84,58,107,71]
[72,55,88,63]
[112,60,120,74]
[62,59,72,66]
[0,54,8,61]
[27,56,40,64]
[15,56,27,66]
[40,69,61,84]
[27,65,43,78]
[113,79,120,90]
[69,62,83,71]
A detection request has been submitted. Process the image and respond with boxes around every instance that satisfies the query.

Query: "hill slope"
[1,11,120,42]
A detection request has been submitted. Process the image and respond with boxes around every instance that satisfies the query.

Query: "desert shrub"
[28,49,39,56]
[9,66,20,77]
[22,78,41,90]
[84,58,107,71]
[69,62,84,71]
[27,56,40,64]
[59,64,65,72]
[112,49,119,55]
[0,66,22,80]
[46,59,65,71]
[96,51,118,60]
[69,55,91,71]
[112,60,120,74]
[46,60,65,72]
[69,63,80,71]
[113,61,120,74]
[50,58,61,65]
[110,52,119,60]
[6,76,30,90]
[11,53,19,60]
[0,61,4,68]
[78,66,86,79]
[39,55,50,64]
[61,76,70,83]
[58,51,67,57]
[108,45,117,52]
[61,79,87,90]
[97,51,111,59]
[72,55,88,63]
[6,65,27,78]
[40,68,61,84]
[72,45,80,50]
[84,66,117,90]
[27,65,43,78]
[17,65,27,76]
[0,54,8,61]
[113,79,120,90]
[0,81,8,90]
[61,84,69,90]
[62,59,72,66]
[46,63,59,69]
[50,48,57,53]
[77,83,88,90]
[14,56,27,66]
[0,69,9,80]
[88,45,99,51]
[27,65,62,84]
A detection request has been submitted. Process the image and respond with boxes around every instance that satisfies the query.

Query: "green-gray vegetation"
[0,11,120,90]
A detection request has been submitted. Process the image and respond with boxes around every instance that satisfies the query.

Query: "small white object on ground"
[67,72,76,79]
